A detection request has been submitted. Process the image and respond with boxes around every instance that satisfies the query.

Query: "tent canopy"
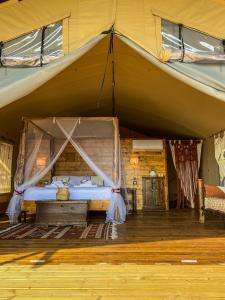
[0,0,225,139]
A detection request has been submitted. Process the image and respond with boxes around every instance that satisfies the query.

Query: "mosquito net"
[6,117,126,224]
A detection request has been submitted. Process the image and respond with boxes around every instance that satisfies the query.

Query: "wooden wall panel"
[121,139,168,210]
[54,139,168,210]
[54,140,113,178]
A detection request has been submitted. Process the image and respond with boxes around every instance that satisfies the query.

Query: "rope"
[40,26,47,67]
[178,24,185,62]
[97,30,113,108]
[110,27,116,116]
[0,41,4,67]
[97,0,118,111]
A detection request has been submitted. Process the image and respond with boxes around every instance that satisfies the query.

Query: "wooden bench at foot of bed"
[23,200,110,215]
[35,201,88,227]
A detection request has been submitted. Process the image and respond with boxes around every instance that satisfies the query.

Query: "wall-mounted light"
[130,156,139,167]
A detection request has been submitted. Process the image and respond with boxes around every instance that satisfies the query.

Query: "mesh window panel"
[2,29,42,67]
[162,19,225,63]
[162,19,182,53]
[42,21,63,64]
[182,27,224,56]
[1,21,63,67]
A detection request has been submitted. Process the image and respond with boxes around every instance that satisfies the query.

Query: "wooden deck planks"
[1,210,225,265]
[0,210,225,298]
[1,265,225,299]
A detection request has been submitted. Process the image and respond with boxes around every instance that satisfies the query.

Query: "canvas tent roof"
[0,0,225,140]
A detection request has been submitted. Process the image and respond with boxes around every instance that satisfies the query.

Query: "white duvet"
[23,186,112,201]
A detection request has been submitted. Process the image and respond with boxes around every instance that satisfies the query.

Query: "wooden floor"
[1,209,225,299]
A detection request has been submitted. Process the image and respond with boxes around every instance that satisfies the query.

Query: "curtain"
[55,118,126,224]
[170,140,202,209]
[6,119,78,223]
[6,117,126,224]
[214,133,225,186]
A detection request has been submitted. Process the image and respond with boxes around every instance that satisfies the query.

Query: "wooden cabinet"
[142,177,166,211]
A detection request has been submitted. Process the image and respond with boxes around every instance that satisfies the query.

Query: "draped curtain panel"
[170,140,202,209]
[214,134,225,186]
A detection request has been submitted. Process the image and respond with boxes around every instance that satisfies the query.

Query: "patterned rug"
[0,223,118,240]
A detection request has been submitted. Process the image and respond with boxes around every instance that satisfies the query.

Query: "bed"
[24,186,112,201]
[23,176,111,214]
[198,179,225,223]
[204,184,225,214]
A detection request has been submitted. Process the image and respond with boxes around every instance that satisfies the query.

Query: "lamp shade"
[130,157,139,166]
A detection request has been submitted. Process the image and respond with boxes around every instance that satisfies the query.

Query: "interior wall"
[200,137,220,185]
[52,134,169,210]
[54,142,95,177]
[121,139,168,210]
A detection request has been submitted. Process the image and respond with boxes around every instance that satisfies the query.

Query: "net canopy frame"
[6,116,126,224]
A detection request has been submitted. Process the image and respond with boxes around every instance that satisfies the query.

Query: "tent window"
[0,142,13,194]
[0,20,63,67]
[162,19,225,63]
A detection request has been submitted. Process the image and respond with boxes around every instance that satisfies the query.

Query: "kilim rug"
[0,223,118,240]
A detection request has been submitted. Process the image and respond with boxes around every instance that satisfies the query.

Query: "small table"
[35,200,88,227]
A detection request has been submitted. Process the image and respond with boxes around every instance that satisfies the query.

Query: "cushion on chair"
[205,184,225,199]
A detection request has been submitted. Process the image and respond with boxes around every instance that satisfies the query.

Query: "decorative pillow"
[50,180,65,188]
[68,176,90,185]
[56,187,70,201]
[69,176,83,186]
[52,176,70,183]
[205,184,225,199]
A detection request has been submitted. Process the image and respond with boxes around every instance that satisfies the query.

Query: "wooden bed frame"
[197,179,225,224]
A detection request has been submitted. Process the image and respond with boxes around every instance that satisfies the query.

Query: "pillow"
[205,184,225,199]
[91,176,103,186]
[52,176,70,183]
[69,176,82,186]
[69,176,91,186]
[48,180,65,188]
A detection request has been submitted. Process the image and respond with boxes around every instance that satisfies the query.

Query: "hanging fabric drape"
[170,140,202,208]
[6,117,126,224]
[7,119,78,223]
[214,133,225,186]
[55,118,126,223]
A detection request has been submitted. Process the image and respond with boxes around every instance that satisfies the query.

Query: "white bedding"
[23,186,112,201]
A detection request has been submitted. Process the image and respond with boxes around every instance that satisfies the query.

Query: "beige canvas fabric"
[0,0,225,138]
